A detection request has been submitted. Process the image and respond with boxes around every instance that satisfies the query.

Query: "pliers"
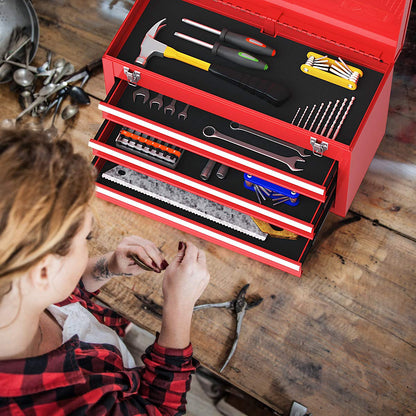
[194,283,263,372]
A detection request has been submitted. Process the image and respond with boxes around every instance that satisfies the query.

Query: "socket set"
[115,127,184,168]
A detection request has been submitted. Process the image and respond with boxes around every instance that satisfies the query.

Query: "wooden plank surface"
[1,1,415,415]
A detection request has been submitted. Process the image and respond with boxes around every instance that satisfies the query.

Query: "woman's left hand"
[108,235,168,275]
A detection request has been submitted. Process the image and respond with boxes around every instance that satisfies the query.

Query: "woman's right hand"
[162,241,210,312]
[157,241,210,349]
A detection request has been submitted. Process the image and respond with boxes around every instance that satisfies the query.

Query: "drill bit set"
[291,96,356,140]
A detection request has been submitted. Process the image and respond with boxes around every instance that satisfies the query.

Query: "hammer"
[135,19,290,106]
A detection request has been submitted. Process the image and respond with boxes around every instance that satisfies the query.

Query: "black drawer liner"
[94,120,335,230]
[111,0,384,146]
[104,79,338,191]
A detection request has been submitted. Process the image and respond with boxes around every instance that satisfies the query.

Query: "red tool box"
[89,0,413,276]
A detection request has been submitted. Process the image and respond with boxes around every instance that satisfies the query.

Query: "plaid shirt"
[0,281,198,415]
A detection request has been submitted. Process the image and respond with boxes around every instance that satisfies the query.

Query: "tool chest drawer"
[90,119,336,239]
[93,156,335,277]
[91,0,412,276]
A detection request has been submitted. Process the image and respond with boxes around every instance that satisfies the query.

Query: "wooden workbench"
[1,1,415,414]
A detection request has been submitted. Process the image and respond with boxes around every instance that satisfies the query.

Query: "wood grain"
[1,1,415,415]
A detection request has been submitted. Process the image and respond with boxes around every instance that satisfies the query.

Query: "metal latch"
[124,67,141,86]
[310,137,328,157]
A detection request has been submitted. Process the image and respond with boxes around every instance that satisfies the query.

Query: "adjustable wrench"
[203,126,305,172]
[229,121,311,158]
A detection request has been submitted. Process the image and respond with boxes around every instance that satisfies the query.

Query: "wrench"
[164,98,176,115]
[203,126,305,172]
[133,87,150,104]
[149,93,164,110]
[229,121,311,158]
[178,103,190,120]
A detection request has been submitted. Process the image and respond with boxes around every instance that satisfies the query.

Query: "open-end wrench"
[133,87,150,104]
[164,98,176,115]
[178,103,190,120]
[203,126,305,172]
[229,121,311,158]
[149,93,164,110]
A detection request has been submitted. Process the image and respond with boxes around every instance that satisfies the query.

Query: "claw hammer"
[135,18,290,106]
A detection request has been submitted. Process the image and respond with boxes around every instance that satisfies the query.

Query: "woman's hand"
[82,236,168,292]
[108,235,168,275]
[158,241,210,349]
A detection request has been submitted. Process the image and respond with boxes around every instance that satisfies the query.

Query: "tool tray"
[91,0,412,276]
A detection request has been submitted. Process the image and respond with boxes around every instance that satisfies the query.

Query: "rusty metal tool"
[177,103,190,120]
[164,98,176,115]
[230,121,310,157]
[203,126,305,172]
[135,19,290,106]
[194,284,263,372]
[149,92,164,109]
[133,87,150,103]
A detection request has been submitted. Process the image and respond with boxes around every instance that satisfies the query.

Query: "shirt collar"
[0,335,85,397]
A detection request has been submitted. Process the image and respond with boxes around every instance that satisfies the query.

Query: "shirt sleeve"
[138,339,199,415]
[55,280,131,337]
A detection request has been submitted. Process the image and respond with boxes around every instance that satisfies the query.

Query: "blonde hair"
[0,129,96,293]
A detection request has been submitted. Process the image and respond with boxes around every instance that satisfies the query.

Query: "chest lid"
[202,0,412,64]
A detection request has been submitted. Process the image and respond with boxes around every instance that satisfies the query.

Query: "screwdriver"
[174,31,268,70]
[182,18,276,57]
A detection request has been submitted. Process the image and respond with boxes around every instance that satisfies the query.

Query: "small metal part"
[149,93,164,109]
[178,103,190,120]
[303,104,316,129]
[314,101,332,134]
[310,137,328,157]
[133,87,150,104]
[297,106,308,127]
[321,99,339,136]
[124,67,141,86]
[291,107,301,124]
[200,159,216,181]
[130,253,154,271]
[309,102,324,132]
[332,96,355,140]
[164,98,176,115]
[327,98,347,138]
[216,164,229,179]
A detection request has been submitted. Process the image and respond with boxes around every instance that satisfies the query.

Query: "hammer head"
[135,18,168,67]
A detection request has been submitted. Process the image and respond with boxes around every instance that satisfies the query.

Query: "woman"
[0,128,210,415]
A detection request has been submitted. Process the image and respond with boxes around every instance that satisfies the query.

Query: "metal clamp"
[124,67,141,86]
[310,137,328,157]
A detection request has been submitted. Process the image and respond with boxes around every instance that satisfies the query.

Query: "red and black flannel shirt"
[0,281,198,416]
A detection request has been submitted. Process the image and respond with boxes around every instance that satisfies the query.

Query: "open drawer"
[94,157,335,277]
[97,79,338,203]
[90,120,336,239]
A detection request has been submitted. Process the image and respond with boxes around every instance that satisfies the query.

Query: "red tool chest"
[89,0,412,276]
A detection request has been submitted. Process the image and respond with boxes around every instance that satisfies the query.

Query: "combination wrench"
[229,121,311,158]
[203,126,305,172]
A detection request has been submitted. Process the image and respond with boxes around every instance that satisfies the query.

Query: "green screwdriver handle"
[212,42,268,70]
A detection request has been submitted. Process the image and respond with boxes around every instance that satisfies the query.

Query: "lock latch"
[310,137,328,157]
[124,67,141,86]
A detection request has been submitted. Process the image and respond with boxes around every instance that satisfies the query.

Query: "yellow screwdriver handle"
[164,46,211,71]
